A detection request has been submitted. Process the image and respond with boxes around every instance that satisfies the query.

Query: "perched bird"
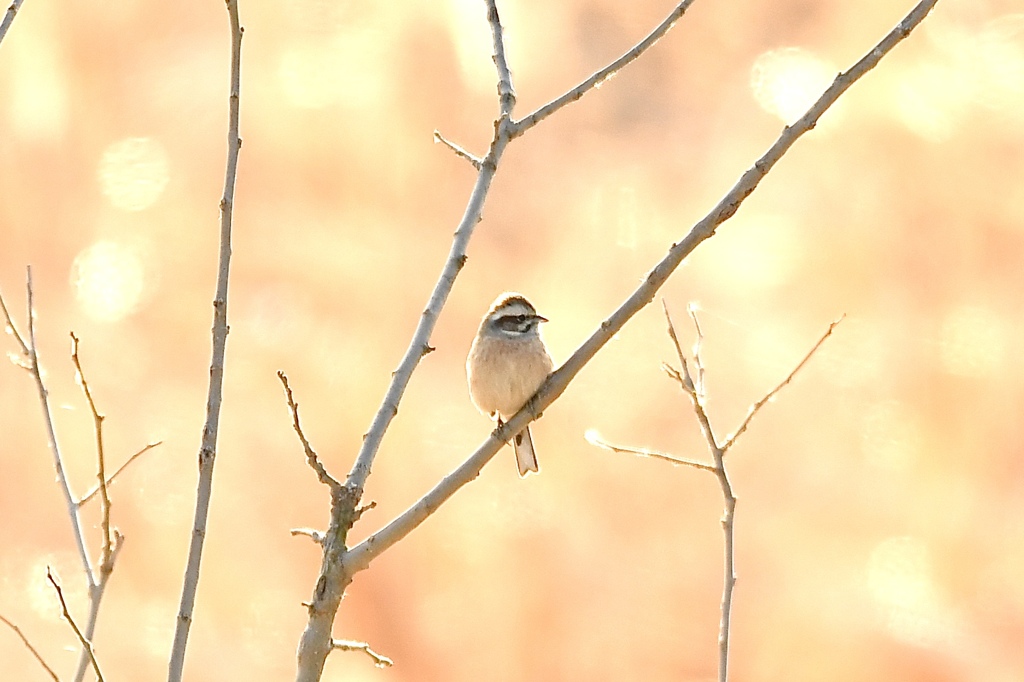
[467,292,554,476]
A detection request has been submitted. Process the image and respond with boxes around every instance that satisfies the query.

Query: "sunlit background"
[2,0,1024,679]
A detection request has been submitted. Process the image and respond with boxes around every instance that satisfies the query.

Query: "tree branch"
[68,332,129,682]
[511,0,698,138]
[47,569,104,682]
[0,0,26,48]
[77,441,162,507]
[584,429,716,472]
[331,639,393,668]
[167,2,243,679]
[433,130,483,169]
[342,0,939,582]
[0,613,59,682]
[1,273,96,587]
[722,315,844,452]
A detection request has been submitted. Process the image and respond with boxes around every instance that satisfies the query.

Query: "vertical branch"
[664,305,735,681]
[167,1,243,680]
[1,272,97,582]
[0,0,26,48]
[68,333,126,682]
[346,0,517,500]
[70,333,114,573]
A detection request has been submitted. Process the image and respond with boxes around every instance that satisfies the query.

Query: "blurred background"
[2,0,1023,679]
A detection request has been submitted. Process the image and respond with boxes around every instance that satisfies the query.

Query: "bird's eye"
[516,315,527,323]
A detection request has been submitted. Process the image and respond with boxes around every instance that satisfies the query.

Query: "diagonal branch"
[2,272,97,586]
[78,441,162,507]
[345,0,521,501]
[47,569,104,682]
[585,429,716,472]
[722,316,845,452]
[0,613,60,682]
[344,0,939,581]
[167,2,243,679]
[332,639,393,668]
[511,0,697,138]
[279,371,342,490]
[0,0,26,48]
[433,130,483,169]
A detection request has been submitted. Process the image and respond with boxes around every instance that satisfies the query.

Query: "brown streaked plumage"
[467,293,554,476]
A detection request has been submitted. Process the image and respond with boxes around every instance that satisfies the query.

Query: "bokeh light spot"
[278,30,388,110]
[97,137,170,211]
[750,47,837,124]
[861,400,923,471]
[939,306,1006,377]
[867,536,958,648]
[710,214,804,291]
[8,31,69,141]
[71,241,147,322]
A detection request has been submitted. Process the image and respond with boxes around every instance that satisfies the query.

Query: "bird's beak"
[536,315,549,323]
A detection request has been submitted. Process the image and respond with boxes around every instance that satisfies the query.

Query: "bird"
[467,292,554,476]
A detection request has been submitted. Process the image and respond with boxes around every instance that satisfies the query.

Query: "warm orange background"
[3,0,1023,680]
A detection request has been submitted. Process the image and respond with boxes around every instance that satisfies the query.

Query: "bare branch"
[511,0,697,138]
[345,0,523,502]
[433,130,483,169]
[78,441,162,507]
[67,333,130,682]
[332,639,394,668]
[342,0,936,582]
[291,528,326,545]
[168,2,243,679]
[0,285,30,359]
[3,271,97,587]
[0,613,60,682]
[664,301,735,681]
[69,333,115,575]
[585,429,716,472]
[485,0,515,117]
[278,371,342,490]
[0,0,26,49]
[687,304,706,399]
[47,569,104,682]
[722,316,844,452]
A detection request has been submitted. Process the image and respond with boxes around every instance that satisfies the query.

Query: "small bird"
[467,292,554,476]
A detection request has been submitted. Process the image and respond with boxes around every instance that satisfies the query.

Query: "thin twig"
[433,130,482,169]
[485,0,516,117]
[47,569,104,682]
[68,333,128,682]
[167,3,243,679]
[0,0,26,48]
[688,304,706,399]
[0,613,60,681]
[343,1,938,578]
[278,371,342,490]
[3,272,97,587]
[0,286,30,358]
[664,304,734,682]
[78,441,162,507]
[344,0,522,499]
[511,0,697,138]
[69,333,114,574]
[722,316,845,452]
[585,429,715,472]
[291,528,326,545]
[332,639,394,668]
